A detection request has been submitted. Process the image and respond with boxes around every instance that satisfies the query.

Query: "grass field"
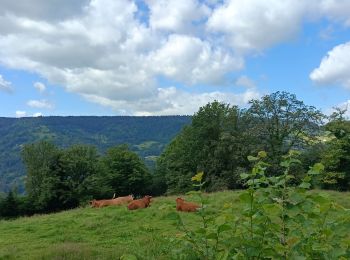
[0,190,349,259]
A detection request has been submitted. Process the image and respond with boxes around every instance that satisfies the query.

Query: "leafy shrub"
[172,151,350,259]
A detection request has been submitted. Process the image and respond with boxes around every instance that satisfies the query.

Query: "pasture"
[0,190,349,259]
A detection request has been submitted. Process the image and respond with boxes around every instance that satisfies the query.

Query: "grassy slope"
[0,190,349,260]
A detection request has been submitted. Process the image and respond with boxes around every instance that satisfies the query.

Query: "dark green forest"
[0,116,191,193]
[1,91,350,219]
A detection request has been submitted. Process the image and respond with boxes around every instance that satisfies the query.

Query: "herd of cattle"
[89,195,200,212]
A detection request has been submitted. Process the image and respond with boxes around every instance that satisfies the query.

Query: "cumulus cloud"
[27,99,53,109]
[0,0,90,21]
[0,74,13,93]
[34,82,46,93]
[146,0,210,33]
[83,87,260,115]
[15,110,27,117]
[206,0,350,52]
[206,0,311,52]
[310,42,350,88]
[1,0,350,115]
[149,34,243,85]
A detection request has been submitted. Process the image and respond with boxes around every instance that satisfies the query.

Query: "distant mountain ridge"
[0,116,191,193]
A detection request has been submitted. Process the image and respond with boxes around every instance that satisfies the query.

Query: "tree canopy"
[157,92,327,193]
[157,101,255,193]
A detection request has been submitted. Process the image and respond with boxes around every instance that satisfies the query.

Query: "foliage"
[321,116,350,190]
[99,144,152,197]
[54,144,102,207]
[247,91,324,173]
[173,152,350,259]
[22,140,62,212]
[17,141,152,216]
[0,190,19,218]
[158,92,326,194]
[157,101,254,193]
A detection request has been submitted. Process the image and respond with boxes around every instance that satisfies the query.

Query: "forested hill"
[0,116,191,193]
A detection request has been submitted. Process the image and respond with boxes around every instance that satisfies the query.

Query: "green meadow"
[0,190,349,260]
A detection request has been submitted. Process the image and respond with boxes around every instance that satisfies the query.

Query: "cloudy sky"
[0,0,350,117]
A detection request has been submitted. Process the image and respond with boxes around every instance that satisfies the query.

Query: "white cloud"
[1,0,350,115]
[310,42,350,88]
[0,0,90,21]
[235,75,256,89]
[34,82,46,93]
[206,0,350,52]
[206,0,310,52]
[15,110,27,117]
[149,34,243,85]
[0,74,13,93]
[324,100,350,118]
[27,99,53,109]
[319,0,350,26]
[83,86,260,115]
[146,0,210,33]
[33,112,43,117]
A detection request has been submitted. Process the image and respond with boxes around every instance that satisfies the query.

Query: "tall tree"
[0,191,19,218]
[101,145,151,196]
[247,91,324,169]
[22,141,61,211]
[157,101,254,193]
[22,141,102,211]
[55,145,101,208]
[321,115,350,190]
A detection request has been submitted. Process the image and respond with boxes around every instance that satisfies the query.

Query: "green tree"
[22,141,61,212]
[321,116,350,190]
[247,91,324,171]
[101,145,151,196]
[0,190,19,218]
[157,101,254,193]
[55,145,101,207]
[22,141,102,211]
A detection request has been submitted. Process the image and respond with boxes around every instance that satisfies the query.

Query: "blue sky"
[0,0,350,117]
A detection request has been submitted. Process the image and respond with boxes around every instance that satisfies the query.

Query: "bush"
[172,151,350,259]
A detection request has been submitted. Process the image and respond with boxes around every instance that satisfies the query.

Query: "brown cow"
[176,197,200,212]
[127,195,152,210]
[90,199,103,208]
[90,195,134,208]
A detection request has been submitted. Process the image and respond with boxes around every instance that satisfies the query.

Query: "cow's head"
[144,195,152,205]
[89,199,98,208]
[176,197,184,204]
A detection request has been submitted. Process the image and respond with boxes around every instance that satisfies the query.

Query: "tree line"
[0,143,165,218]
[1,91,350,218]
[156,91,350,193]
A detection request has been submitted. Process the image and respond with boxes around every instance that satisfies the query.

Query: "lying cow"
[176,197,200,212]
[90,195,134,208]
[127,195,152,210]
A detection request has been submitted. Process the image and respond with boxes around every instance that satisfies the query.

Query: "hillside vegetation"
[0,116,191,193]
[1,190,349,260]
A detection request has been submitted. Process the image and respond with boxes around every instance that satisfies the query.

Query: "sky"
[0,0,350,117]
